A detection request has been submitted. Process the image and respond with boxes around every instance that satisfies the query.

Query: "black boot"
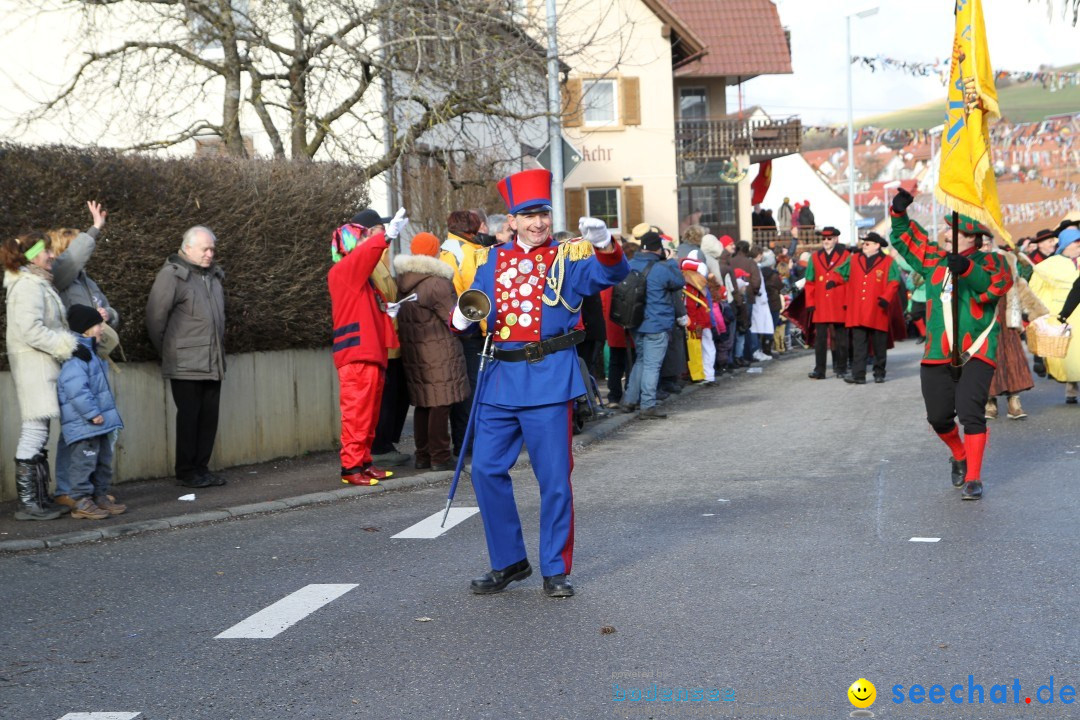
[13,458,61,521]
[33,451,70,515]
[961,480,983,500]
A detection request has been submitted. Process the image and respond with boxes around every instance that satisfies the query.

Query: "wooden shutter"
[565,188,585,226]
[624,185,644,231]
[620,77,641,126]
[562,78,583,128]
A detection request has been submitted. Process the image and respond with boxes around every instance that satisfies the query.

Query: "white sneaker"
[753,350,773,362]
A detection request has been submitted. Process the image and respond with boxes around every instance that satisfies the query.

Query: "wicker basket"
[1026,329,1040,355]
[1031,328,1071,358]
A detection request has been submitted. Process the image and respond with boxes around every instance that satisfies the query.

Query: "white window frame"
[585,187,622,232]
[581,78,618,127]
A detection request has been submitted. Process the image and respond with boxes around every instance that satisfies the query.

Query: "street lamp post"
[846,4,879,244]
[928,124,944,246]
[545,0,565,232]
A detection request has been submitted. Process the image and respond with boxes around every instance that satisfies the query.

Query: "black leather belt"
[492,329,585,363]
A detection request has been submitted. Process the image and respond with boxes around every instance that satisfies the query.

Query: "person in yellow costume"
[1029,225,1080,404]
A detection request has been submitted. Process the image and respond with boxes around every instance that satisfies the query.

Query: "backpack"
[609,261,654,329]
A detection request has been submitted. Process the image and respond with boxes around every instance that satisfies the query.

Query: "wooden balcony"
[676,115,802,167]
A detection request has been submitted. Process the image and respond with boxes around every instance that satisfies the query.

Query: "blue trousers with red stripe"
[469,401,575,577]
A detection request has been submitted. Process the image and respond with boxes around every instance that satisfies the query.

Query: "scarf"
[22,263,54,285]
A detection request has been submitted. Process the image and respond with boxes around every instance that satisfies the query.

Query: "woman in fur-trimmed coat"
[3,231,79,520]
[393,233,470,470]
[986,247,1049,420]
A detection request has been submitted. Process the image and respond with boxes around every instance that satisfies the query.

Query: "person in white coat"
[3,231,79,520]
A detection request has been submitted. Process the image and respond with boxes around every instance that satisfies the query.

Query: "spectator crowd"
[6,192,1080,521]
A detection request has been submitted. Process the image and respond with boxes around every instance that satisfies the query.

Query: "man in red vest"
[804,226,851,379]
[328,208,408,486]
[831,232,902,384]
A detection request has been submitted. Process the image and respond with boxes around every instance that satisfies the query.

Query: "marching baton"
[441,333,494,527]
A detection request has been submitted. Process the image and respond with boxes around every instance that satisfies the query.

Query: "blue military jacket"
[464,237,628,409]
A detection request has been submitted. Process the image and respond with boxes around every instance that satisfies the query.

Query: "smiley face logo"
[848,678,876,709]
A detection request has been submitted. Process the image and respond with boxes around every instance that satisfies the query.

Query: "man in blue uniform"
[451,168,629,597]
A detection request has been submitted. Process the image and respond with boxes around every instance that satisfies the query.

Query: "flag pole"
[950,212,962,380]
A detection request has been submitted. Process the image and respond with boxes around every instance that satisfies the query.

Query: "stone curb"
[0,352,797,554]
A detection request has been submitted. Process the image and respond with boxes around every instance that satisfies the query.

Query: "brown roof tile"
[670,0,792,79]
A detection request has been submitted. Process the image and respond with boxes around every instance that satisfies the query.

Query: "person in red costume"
[328,208,409,486]
[805,226,851,379]
[830,232,902,384]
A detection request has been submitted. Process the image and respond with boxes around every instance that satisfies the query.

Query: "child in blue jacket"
[57,305,126,519]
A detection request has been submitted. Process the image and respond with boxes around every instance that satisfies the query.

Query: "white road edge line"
[391,507,480,539]
[59,714,141,720]
[909,537,941,543]
[215,584,358,639]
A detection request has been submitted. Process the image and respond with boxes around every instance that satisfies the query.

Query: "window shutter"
[565,188,585,226]
[624,185,644,230]
[620,77,641,126]
[562,78,583,128]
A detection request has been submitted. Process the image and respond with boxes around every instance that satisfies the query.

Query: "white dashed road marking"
[59,714,141,720]
[391,507,480,539]
[909,537,941,543]
[215,584,358,639]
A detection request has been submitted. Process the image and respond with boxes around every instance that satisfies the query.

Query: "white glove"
[795,277,807,290]
[385,207,408,239]
[452,305,475,331]
[385,302,401,319]
[736,278,749,290]
[677,315,690,327]
[578,216,612,249]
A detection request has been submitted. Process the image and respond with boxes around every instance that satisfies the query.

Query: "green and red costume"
[890,208,1013,486]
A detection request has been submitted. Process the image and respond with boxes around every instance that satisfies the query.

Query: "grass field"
[857,64,1080,129]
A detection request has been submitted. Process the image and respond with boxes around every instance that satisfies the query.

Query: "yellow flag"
[935,0,1012,246]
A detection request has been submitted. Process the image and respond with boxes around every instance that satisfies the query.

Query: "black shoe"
[199,472,227,486]
[915,336,926,344]
[874,376,885,384]
[844,376,866,385]
[470,559,532,594]
[834,371,848,380]
[619,403,638,414]
[961,480,983,500]
[1067,397,1078,405]
[415,458,432,470]
[655,390,670,401]
[178,474,213,488]
[808,371,826,379]
[543,574,574,597]
[950,457,967,488]
[639,407,667,419]
[1033,361,1046,378]
[431,461,456,472]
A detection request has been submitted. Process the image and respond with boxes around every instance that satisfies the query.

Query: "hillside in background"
[857,65,1080,129]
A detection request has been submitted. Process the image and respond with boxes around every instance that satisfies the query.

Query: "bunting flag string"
[850,55,1080,89]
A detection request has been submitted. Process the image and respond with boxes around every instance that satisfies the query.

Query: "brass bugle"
[457,289,491,322]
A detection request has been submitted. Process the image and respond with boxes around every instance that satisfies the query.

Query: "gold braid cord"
[474,246,490,268]
[542,241,593,313]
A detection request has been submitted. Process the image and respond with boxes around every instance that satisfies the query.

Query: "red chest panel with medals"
[493,245,558,342]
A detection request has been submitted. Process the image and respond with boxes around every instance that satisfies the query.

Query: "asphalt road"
[2,342,1077,720]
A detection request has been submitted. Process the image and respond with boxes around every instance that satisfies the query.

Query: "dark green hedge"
[0,144,368,369]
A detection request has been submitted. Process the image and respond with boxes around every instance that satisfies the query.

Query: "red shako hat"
[498,169,554,215]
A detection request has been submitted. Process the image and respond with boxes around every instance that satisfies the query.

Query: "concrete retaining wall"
[0,349,341,501]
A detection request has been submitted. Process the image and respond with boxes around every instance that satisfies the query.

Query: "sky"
[733,0,1080,125]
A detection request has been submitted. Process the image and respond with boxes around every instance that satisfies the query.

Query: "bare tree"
[16,0,633,181]
[1031,0,1080,24]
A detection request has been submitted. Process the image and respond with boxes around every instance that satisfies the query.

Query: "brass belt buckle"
[523,341,545,363]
